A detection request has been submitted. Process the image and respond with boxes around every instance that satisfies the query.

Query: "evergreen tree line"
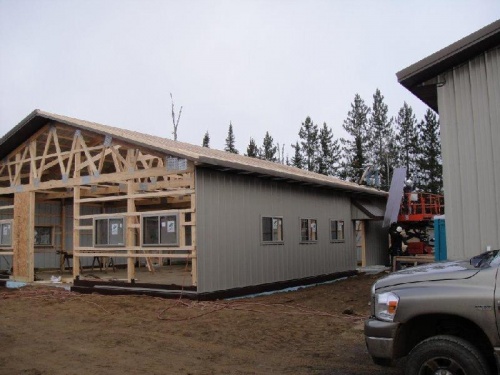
[201,88,442,193]
[338,89,442,193]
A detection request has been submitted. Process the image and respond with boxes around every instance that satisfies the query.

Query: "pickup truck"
[364,249,500,375]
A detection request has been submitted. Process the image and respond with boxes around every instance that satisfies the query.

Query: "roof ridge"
[1,109,387,197]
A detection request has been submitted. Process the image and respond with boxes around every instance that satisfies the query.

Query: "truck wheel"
[405,335,491,375]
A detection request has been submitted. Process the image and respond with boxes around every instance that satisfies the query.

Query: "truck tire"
[405,335,491,375]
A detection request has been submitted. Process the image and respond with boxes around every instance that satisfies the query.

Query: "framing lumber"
[51,127,67,176]
[127,180,137,281]
[13,191,35,282]
[72,149,81,279]
[0,166,194,195]
[75,189,194,204]
[0,120,198,288]
[60,200,66,272]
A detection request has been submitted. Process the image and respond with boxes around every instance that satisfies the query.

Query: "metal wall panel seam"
[438,70,464,259]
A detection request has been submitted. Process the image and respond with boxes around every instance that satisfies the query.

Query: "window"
[330,220,345,242]
[262,216,283,243]
[142,213,179,246]
[94,217,124,246]
[34,226,53,246]
[0,220,12,247]
[300,218,318,242]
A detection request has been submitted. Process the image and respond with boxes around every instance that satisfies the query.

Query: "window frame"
[300,218,318,243]
[93,216,125,247]
[0,220,13,247]
[261,216,284,244]
[330,219,345,243]
[141,212,180,247]
[34,226,54,247]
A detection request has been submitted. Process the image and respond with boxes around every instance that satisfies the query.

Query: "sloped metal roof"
[397,19,500,112]
[0,109,387,197]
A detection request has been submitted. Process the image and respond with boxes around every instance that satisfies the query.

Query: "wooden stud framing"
[72,148,81,279]
[0,121,198,288]
[127,180,136,282]
[60,200,66,272]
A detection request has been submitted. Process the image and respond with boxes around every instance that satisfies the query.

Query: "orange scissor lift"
[397,192,445,255]
[398,192,445,222]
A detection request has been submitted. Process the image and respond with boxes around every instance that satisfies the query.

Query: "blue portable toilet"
[434,215,447,261]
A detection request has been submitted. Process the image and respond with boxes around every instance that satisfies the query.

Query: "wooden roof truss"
[0,122,197,285]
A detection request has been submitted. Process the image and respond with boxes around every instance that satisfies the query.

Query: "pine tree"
[395,102,418,179]
[290,141,304,169]
[202,131,210,148]
[224,122,238,154]
[317,123,341,176]
[341,94,370,182]
[261,131,277,162]
[367,89,395,189]
[416,109,443,193]
[246,137,260,158]
[298,116,319,172]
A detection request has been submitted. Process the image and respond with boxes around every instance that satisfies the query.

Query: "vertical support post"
[126,180,136,282]
[179,212,186,248]
[72,150,81,279]
[72,186,81,279]
[13,191,35,282]
[360,221,367,268]
[60,199,66,272]
[190,193,197,286]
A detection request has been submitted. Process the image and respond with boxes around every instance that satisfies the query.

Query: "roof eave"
[195,157,388,197]
[396,19,500,112]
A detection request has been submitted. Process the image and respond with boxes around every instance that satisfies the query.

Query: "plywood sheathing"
[13,191,35,282]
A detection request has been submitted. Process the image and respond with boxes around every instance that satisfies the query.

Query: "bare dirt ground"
[0,272,403,375]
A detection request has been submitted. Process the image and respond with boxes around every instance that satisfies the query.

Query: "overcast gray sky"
[1,1,499,157]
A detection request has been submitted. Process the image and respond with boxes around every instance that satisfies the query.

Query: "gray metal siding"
[34,201,62,268]
[350,200,389,266]
[437,46,500,259]
[64,203,103,267]
[0,198,13,270]
[195,168,356,293]
[364,220,389,266]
